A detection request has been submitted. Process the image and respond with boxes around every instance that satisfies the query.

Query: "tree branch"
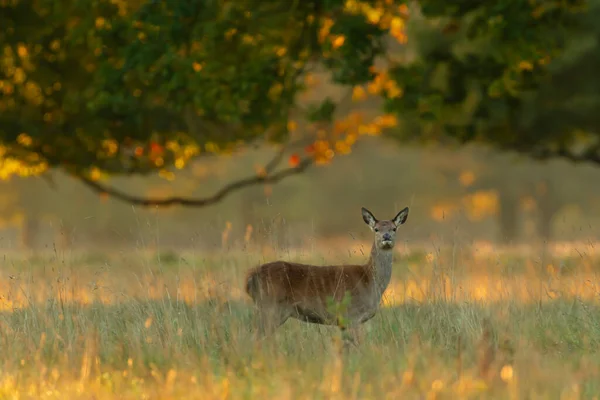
[77,156,313,208]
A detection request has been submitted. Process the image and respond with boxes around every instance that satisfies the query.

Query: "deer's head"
[361,207,409,250]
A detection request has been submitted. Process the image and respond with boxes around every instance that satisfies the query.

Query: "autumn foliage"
[0,0,596,206]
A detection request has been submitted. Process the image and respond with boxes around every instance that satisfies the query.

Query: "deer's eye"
[392,227,397,232]
[374,228,379,232]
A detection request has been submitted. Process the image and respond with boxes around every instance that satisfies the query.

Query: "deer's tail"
[245,270,260,301]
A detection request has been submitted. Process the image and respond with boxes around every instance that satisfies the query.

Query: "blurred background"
[0,0,598,253]
[3,140,600,252]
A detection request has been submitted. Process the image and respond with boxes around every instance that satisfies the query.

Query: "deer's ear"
[393,207,409,226]
[361,207,378,229]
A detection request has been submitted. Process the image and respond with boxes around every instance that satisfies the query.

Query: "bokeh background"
[3,137,599,252]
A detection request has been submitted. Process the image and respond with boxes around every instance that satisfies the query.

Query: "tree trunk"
[535,179,560,243]
[240,187,266,248]
[20,212,40,250]
[57,220,74,251]
[497,192,519,245]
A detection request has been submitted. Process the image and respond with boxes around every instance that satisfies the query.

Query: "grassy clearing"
[0,243,599,399]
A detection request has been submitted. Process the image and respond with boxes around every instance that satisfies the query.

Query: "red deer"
[245,207,409,347]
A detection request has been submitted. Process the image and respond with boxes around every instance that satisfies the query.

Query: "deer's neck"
[367,243,394,297]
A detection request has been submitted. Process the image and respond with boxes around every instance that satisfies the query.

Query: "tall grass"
[0,241,599,399]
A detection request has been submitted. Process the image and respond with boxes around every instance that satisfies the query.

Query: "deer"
[244,206,409,348]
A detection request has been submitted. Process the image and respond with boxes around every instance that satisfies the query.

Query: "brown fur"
[245,261,373,307]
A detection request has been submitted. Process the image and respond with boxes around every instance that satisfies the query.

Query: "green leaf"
[306,97,337,123]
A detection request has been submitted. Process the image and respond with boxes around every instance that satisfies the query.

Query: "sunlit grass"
[0,240,599,398]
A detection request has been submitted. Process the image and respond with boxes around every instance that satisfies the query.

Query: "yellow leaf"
[335,141,351,154]
[358,123,381,136]
[352,86,367,101]
[319,18,334,43]
[343,0,361,13]
[102,139,118,156]
[390,17,404,33]
[314,140,330,153]
[364,7,382,24]
[331,35,346,49]
[347,111,364,126]
[287,120,297,132]
[367,81,382,95]
[368,124,381,135]
[192,62,203,72]
[50,40,61,51]
[367,72,388,95]
[268,82,283,99]
[334,120,348,135]
[518,61,534,71]
[166,140,180,152]
[225,28,237,40]
[345,133,357,146]
[304,73,319,86]
[392,31,408,44]
[16,45,28,58]
[95,17,106,29]
[375,114,397,128]
[174,158,185,169]
[89,167,102,182]
[385,81,403,98]
[398,4,409,16]
[184,144,200,157]
[205,142,219,153]
[241,34,255,45]
[159,169,175,181]
[1,82,14,95]
[16,133,32,147]
[13,68,26,84]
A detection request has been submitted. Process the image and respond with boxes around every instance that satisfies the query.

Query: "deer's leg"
[338,321,361,354]
[253,303,291,341]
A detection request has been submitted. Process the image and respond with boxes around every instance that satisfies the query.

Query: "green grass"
[0,246,599,399]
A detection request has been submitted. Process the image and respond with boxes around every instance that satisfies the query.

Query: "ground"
[0,239,598,399]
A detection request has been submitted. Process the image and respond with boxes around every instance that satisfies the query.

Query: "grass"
[0,240,599,399]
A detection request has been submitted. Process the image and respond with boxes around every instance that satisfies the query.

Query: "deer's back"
[245,261,373,304]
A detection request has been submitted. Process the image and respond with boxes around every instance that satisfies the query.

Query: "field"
[0,239,599,399]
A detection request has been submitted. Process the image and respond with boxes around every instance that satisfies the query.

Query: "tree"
[384,0,596,163]
[0,0,406,206]
[378,0,600,242]
[2,0,598,213]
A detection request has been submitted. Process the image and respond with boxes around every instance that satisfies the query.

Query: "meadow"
[0,239,599,399]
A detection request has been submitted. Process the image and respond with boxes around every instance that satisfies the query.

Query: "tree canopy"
[0,0,596,207]
[386,0,593,160]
